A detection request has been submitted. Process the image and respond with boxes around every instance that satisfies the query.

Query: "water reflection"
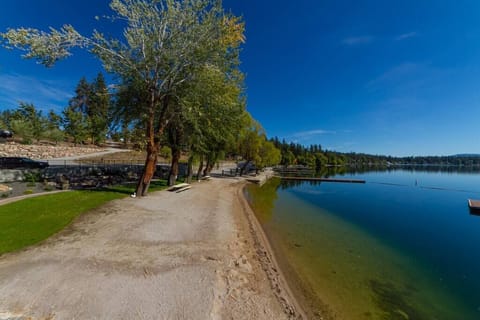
[244,177,281,223]
[277,165,480,178]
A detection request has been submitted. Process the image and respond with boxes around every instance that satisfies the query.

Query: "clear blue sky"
[1,0,480,156]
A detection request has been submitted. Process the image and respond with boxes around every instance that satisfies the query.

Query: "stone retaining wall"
[0,142,103,159]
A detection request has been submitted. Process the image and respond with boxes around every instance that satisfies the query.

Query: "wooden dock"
[468,199,480,209]
[468,199,480,215]
[277,176,366,184]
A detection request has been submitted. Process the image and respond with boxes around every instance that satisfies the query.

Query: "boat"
[468,199,480,215]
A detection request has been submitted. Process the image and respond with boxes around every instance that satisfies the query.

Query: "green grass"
[106,179,169,194]
[0,180,169,255]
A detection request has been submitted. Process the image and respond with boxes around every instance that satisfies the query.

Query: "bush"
[160,146,172,160]
[24,171,42,183]
[10,119,34,144]
[44,128,64,144]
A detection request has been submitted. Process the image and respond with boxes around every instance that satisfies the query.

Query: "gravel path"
[0,178,297,320]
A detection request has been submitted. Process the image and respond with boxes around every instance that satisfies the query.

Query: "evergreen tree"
[88,73,110,145]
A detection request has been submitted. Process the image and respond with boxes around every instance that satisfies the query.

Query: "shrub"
[24,171,42,183]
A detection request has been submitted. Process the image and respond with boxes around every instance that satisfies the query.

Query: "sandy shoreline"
[236,185,307,319]
[0,177,305,319]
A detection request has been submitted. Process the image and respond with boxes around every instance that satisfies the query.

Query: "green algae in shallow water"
[368,279,425,320]
[246,178,472,320]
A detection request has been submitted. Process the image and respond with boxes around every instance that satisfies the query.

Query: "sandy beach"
[0,177,304,319]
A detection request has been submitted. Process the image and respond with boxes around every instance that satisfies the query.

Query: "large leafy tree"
[1,0,244,196]
[185,65,245,178]
[237,115,282,175]
[162,63,245,185]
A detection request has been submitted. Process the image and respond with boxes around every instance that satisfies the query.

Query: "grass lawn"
[0,180,168,255]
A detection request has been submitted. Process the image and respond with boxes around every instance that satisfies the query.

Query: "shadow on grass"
[85,180,170,195]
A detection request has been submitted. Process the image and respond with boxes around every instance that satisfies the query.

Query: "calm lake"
[245,168,480,320]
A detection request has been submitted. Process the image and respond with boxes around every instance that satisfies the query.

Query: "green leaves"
[1,0,248,191]
[1,25,84,67]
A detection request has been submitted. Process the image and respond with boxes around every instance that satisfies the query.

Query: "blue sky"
[1,1,480,156]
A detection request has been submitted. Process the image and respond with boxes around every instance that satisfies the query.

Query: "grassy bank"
[0,181,168,255]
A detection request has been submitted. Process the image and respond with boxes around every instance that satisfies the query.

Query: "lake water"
[245,169,480,320]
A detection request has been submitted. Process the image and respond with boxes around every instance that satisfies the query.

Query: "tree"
[66,74,110,145]
[257,140,281,169]
[10,119,34,144]
[62,105,87,145]
[47,110,63,130]
[17,103,44,140]
[237,115,265,175]
[1,0,245,196]
[45,110,65,144]
[70,77,90,114]
[177,64,246,182]
[88,73,110,145]
[9,103,47,143]
[282,150,295,166]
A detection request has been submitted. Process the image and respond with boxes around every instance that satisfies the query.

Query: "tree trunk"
[203,158,210,177]
[196,155,204,180]
[135,142,158,196]
[168,146,181,186]
[186,155,194,184]
[135,92,166,197]
[203,159,214,176]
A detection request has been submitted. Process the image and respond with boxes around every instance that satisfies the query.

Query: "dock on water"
[277,176,366,184]
[468,199,480,216]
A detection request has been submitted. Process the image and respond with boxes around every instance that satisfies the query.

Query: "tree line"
[270,137,480,169]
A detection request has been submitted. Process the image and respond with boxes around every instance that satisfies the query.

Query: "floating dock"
[278,176,366,184]
[468,199,480,215]
[468,199,480,209]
